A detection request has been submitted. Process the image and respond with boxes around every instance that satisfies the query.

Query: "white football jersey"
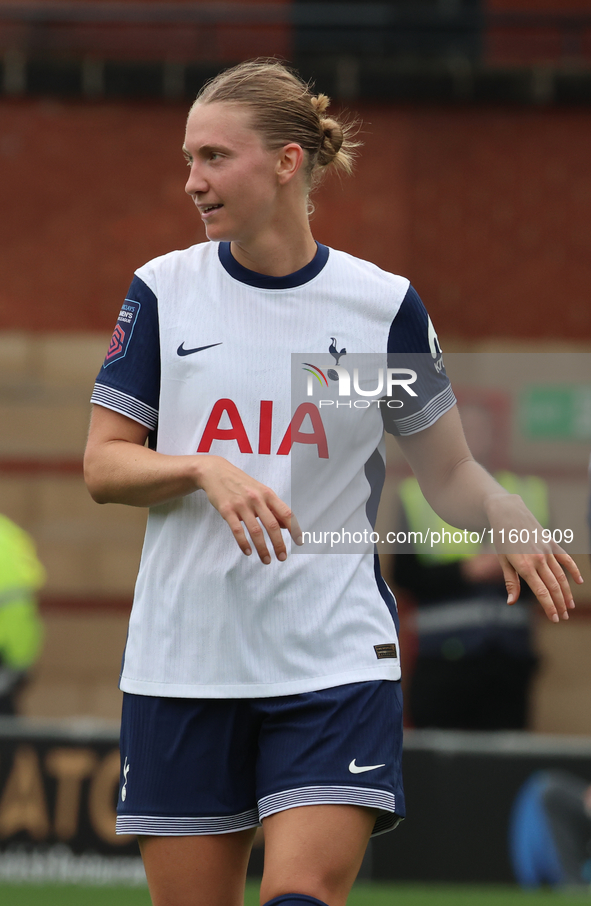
[91,241,454,698]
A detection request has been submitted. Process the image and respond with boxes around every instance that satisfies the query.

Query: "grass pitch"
[0,881,590,905]
[348,884,591,906]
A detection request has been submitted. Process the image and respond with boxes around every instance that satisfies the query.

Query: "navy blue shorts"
[117,680,405,837]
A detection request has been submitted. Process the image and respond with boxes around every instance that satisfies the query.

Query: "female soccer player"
[84,59,581,906]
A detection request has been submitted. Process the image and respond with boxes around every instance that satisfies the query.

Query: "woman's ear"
[276,143,306,185]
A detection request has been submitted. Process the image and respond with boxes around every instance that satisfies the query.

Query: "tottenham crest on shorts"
[121,757,130,802]
[103,300,141,367]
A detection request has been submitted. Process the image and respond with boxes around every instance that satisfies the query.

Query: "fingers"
[506,549,577,623]
[551,544,584,586]
[548,548,578,613]
[285,511,303,546]
[222,492,295,564]
[498,555,521,605]
[223,504,283,564]
[528,563,570,623]
[244,503,303,563]
[224,512,255,558]
[200,457,297,565]
[243,500,288,565]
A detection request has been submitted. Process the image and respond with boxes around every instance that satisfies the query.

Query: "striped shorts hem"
[118,786,402,838]
[258,784,402,837]
[116,807,260,836]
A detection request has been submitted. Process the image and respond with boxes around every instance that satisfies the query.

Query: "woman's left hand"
[396,408,583,625]
[485,492,583,622]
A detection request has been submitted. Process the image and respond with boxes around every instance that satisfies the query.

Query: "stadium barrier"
[1,718,591,884]
[0,716,144,885]
[371,730,591,883]
[1,3,591,103]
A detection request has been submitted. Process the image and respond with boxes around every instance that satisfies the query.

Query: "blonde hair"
[192,59,359,185]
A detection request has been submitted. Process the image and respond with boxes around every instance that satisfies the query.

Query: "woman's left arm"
[395,405,583,622]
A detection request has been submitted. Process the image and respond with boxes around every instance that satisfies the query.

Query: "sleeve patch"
[104,300,141,367]
[383,284,455,436]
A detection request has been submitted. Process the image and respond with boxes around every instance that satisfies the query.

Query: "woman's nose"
[185,164,207,197]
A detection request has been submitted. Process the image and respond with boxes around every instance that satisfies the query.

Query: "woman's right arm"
[84,405,202,507]
[84,405,298,563]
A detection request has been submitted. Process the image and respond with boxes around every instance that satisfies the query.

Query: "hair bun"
[318,117,344,165]
[311,93,344,166]
[310,93,330,116]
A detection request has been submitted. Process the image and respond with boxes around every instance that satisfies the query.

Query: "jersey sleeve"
[90,275,160,430]
[382,284,456,436]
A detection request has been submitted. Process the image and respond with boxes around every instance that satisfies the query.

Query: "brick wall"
[1,97,590,340]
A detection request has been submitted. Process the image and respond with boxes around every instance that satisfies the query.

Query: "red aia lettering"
[197,399,253,453]
[197,400,328,458]
[277,403,328,459]
[258,400,273,455]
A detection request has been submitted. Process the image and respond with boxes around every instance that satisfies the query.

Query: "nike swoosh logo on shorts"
[177,342,222,356]
[348,759,386,774]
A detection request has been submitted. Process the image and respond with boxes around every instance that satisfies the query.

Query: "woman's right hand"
[84,405,300,564]
[195,455,302,564]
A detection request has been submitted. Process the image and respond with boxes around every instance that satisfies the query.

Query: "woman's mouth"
[200,204,223,216]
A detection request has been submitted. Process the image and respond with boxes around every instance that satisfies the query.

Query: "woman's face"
[183,101,285,244]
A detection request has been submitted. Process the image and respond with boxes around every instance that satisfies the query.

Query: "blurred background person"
[391,403,548,731]
[0,513,45,715]
[510,769,591,889]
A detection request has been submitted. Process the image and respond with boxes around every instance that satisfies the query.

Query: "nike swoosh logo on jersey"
[177,342,223,356]
[348,759,386,774]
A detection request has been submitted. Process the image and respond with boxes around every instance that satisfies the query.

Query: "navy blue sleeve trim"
[383,284,455,436]
[387,284,439,355]
[91,275,160,429]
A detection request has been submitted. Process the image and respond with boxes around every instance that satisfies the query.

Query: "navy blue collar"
[218,241,329,289]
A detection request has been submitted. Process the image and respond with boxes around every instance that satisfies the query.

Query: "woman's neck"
[230,224,317,277]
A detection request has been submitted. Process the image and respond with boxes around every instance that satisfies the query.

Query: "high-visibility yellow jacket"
[0,514,45,670]
[398,472,550,565]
